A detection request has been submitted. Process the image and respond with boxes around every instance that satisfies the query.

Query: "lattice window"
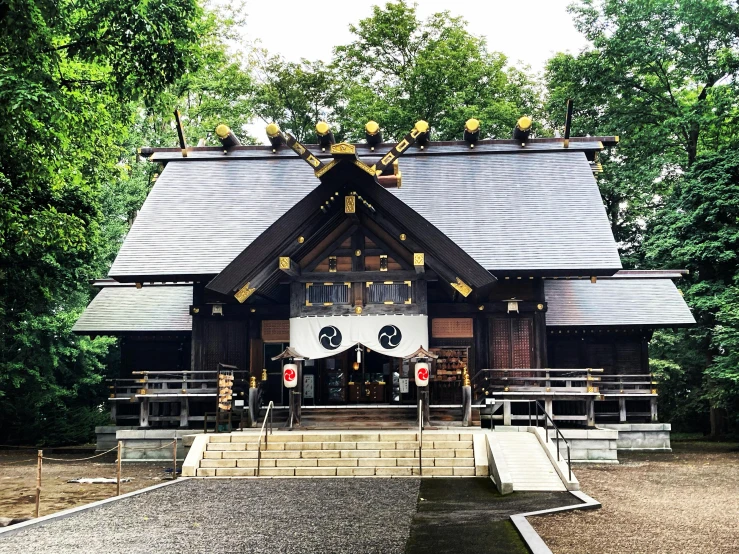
[366,281,412,304]
[512,319,533,369]
[491,319,511,369]
[305,283,350,306]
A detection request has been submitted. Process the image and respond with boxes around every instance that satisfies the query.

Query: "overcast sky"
[238,0,589,140]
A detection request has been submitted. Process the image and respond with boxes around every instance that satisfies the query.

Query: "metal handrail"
[256,401,274,477]
[417,398,423,477]
[528,400,572,481]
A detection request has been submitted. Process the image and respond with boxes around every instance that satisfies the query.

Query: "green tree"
[645,148,739,432]
[544,0,739,266]
[0,0,206,444]
[332,1,540,142]
[252,56,344,143]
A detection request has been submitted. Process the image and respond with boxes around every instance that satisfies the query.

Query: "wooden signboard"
[262,320,290,342]
[431,318,474,338]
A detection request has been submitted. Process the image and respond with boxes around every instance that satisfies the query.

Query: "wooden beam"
[301,221,357,272]
[297,270,434,283]
[414,252,425,274]
[361,225,413,270]
[278,257,300,278]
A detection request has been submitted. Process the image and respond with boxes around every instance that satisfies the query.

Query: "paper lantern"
[283,363,298,388]
[415,362,430,387]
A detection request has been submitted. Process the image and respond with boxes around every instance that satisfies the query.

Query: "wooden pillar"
[503,400,512,426]
[533,278,548,368]
[110,402,117,424]
[650,397,658,423]
[619,397,627,423]
[545,398,554,424]
[140,398,149,427]
[180,398,189,427]
[586,398,595,427]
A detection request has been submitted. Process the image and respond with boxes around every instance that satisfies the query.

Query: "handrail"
[528,400,572,481]
[417,398,423,477]
[256,401,274,477]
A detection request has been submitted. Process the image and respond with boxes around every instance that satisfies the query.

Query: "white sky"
[242,0,588,71]
[237,0,590,140]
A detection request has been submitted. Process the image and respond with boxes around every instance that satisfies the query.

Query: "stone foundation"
[557,428,619,463]
[95,428,205,462]
[599,423,672,452]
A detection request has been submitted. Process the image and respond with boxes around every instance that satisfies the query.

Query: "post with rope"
[35,450,42,518]
[117,441,122,496]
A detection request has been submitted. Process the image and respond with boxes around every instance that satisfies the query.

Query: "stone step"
[195,466,477,478]
[211,432,473,444]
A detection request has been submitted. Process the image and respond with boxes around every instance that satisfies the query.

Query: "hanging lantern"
[283,363,298,388]
[415,362,430,387]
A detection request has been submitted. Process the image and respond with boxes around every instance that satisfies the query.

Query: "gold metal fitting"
[355,306,363,314]
[266,123,281,138]
[365,120,380,135]
[261,369,268,381]
[297,236,305,244]
[316,121,330,136]
[414,120,429,134]
[249,376,257,389]
[465,118,480,133]
[399,233,407,241]
[215,124,230,138]
[516,116,532,131]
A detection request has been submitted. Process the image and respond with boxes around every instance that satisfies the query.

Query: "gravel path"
[532,441,739,554]
[0,479,420,554]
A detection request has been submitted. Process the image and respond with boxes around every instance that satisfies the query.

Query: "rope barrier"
[42,445,119,462]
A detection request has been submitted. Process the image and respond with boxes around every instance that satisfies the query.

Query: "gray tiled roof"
[545,278,695,327]
[109,150,621,279]
[72,286,192,333]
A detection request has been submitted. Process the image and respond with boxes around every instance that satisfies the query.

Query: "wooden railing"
[108,370,249,401]
[473,368,604,398]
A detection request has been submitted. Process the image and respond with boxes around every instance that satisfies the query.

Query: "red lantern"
[283,363,298,388]
[415,362,429,387]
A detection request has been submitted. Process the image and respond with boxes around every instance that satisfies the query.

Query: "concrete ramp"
[489,431,567,492]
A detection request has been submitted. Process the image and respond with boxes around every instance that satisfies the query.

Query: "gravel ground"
[0,479,421,554]
[0,451,171,520]
[531,441,739,554]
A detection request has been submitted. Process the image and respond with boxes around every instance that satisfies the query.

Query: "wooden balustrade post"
[172,439,178,479]
[117,441,122,496]
[35,450,42,518]
[619,398,627,423]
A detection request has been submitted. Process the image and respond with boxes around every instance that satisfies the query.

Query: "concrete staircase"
[193,431,479,478]
[493,431,567,491]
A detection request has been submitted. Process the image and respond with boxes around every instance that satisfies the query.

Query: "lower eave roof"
[72,285,192,334]
[545,278,695,327]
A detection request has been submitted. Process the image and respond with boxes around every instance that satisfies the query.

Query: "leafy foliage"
[0,0,205,445]
[331,1,541,141]
[545,0,739,266]
[252,57,343,143]
[646,148,739,428]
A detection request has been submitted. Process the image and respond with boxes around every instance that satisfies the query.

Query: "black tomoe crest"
[378,325,402,349]
[318,326,342,350]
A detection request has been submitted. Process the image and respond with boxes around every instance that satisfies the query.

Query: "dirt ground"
[0,450,175,520]
[532,440,739,554]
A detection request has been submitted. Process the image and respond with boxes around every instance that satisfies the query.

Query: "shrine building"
[74,118,694,446]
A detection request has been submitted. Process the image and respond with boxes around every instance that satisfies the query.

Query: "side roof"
[72,284,192,334]
[109,140,621,281]
[545,277,695,327]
